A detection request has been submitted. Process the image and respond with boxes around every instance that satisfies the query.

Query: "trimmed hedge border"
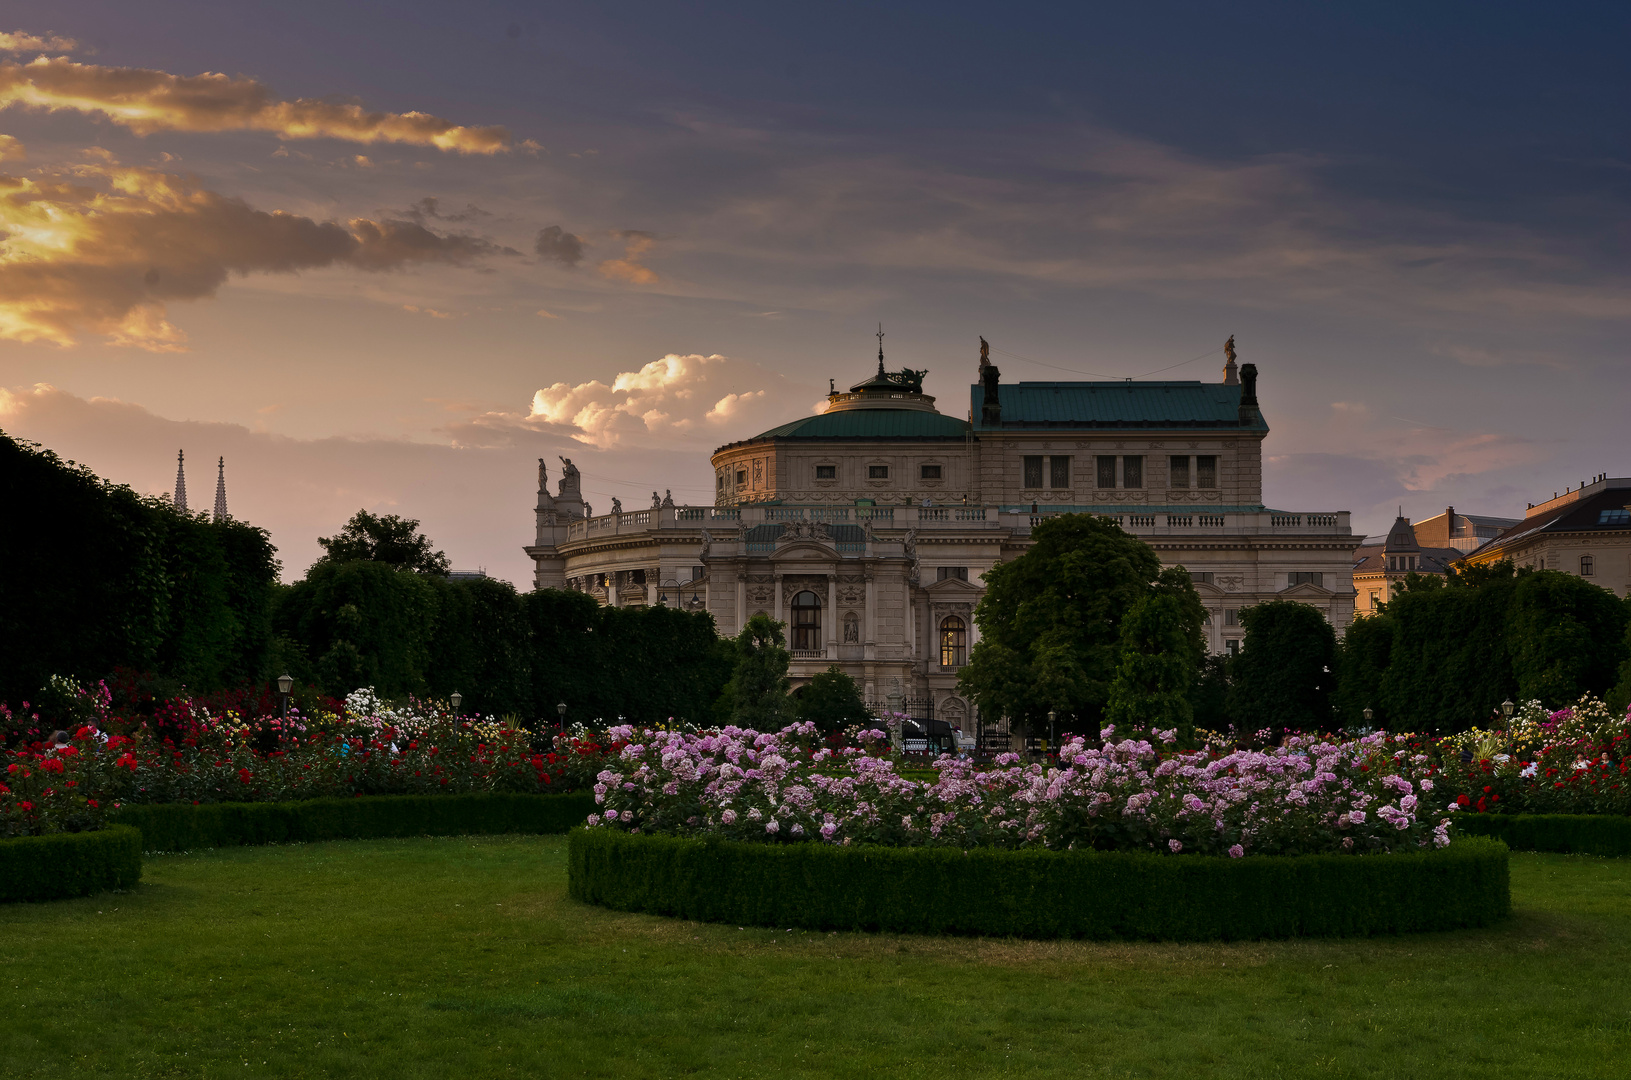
[111,792,596,852]
[1454,814,1631,857]
[0,826,143,903]
[569,830,1511,940]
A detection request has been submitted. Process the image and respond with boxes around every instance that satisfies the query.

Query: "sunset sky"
[2,3,1627,584]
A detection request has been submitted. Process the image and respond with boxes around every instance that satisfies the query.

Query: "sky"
[1,2,1627,583]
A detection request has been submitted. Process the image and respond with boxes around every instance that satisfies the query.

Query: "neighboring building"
[1350,506,1520,617]
[1461,474,1631,597]
[525,338,1359,736]
[447,570,489,582]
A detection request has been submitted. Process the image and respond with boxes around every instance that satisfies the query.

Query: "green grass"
[2,838,1629,1079]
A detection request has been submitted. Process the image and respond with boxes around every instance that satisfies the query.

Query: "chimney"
[1237,363,1259,425]
[979,350,1002,427]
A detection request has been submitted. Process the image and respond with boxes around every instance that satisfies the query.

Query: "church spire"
[173,449,188,511]
[213,457,229,521]
[876,323,886,377]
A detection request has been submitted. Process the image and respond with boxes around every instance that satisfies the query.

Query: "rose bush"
[586,722,1450,856]
[1436,696,1631,816]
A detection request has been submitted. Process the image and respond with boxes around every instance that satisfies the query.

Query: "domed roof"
[1384,515,1419,552]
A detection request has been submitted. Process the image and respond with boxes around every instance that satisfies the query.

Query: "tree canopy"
[1228,600,1338,735]
[723,614,792,728]
[796,665,870,733]
[316,510,450,574]
[957,514,1204,735]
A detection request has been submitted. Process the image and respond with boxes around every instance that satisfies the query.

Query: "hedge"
[0,826,143,903]
[569,830,1511,940]
[1453,814,1631,857]
[111,792,596,852]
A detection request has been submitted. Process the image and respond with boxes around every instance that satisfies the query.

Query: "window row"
[787,593,970,665]
[1019,454,1218,490]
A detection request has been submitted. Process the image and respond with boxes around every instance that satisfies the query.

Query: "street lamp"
[451,691,462,718]
[557,702,568,730]
[1047,710,1057,758]
[277,673,293,721]
[1363,707,1374,723]
[1501,699,1515,721]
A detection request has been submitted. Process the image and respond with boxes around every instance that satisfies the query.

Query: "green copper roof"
[971,380,1266,432]
[733,409,970,444]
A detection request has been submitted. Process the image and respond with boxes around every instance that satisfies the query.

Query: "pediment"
[922,575,982,597]
[1279,581,1333,598]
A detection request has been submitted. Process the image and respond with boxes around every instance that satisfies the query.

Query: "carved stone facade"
[527,341,1360,725]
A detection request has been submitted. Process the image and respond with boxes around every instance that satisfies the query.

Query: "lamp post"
[1501,699,1515,721]
[1047,710,1057,759]
[277,673,293,722]
[557,701,568,732]
[1363,707,1374,724]
[451,691,462,719]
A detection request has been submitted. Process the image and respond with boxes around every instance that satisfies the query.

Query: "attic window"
[1288,572,1324,588]
[937,566,968,582]
[868,465,889,479]
[921,464,943,480]
[815,465,837,479]
[1599,508,1630,525]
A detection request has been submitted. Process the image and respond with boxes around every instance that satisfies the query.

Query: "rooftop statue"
[885,367,929,393]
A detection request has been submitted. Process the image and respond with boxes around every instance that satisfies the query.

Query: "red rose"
[1456,793,1470,807]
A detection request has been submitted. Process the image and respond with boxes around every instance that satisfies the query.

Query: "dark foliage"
[1228,600,1338,735]
[1453,814,1631,857]
[0,432,279,706]
[110,793,593,852]
[723,614,792,728]
[315,509,450,574]
[0,826,143,903]
[795,666,870,733]
[570,829,1511,940]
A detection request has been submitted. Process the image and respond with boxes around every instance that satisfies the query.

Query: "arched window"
[940,615,967,668]
[791,591,821,651]
[1581,554,1595,577]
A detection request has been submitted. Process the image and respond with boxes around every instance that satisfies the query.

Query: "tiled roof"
[1475,484,1631,556]
[1351,544,1463,574]
[971,380,1266,432]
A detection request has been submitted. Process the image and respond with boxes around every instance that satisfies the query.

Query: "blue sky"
[1,2,1626,580]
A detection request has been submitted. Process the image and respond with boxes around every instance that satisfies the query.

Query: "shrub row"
[0,826,143,903]
[112,792,596,852]
[1454,814,1631,857]
[569,830,1511,940]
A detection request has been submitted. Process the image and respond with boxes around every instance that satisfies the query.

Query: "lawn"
[3,836,1630,1079]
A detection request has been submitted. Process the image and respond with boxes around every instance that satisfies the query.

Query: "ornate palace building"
[526,338,1359,730]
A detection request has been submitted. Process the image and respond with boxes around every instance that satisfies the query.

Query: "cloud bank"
[0,152,515,348]
[0,56,510,152]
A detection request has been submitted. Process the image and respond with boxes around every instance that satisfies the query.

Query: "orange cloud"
[0,151,513,349]
[0,56,509,153]
[597,230,658,284]
[0,31,79,54]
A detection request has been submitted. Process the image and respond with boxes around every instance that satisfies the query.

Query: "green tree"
[273,561,438,697]
[1188,653,1232,738]
[1334,610,1395,728]
[1104,578,1204,744]
[723,614,792,728]
[315,510,450,574]
[1228,600,1337,735]
[795,666,869,733]
[1507,570,1630,705]
[425,576,532,718]
[957,514,1179,736]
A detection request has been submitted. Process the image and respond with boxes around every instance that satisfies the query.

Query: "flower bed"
[0,825,142,903]
[569,828,1510,940]
[1437,698,1631,818]
[586,723,1450,856]
[2,685,616,840]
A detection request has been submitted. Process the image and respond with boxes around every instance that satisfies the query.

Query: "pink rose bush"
[587,722,1451,856]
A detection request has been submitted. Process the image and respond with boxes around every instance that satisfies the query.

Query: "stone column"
[863,566,876,660]
[826,572,837,660]
[774,572,784,626]
[734,568,746,635]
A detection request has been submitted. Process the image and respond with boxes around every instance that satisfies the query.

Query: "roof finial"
[213,456,229,522]
[173,449,188,511]
[876,322,886,376]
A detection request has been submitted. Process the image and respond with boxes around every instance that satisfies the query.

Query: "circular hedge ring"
[569,829,1510,941]
[0,825,142,903]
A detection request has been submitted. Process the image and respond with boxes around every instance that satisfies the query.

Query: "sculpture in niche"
[843,612,860,643]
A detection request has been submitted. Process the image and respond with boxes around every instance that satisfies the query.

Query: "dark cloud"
[534,225,586,267]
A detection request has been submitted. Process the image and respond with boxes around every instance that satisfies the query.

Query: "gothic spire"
[173,449,188,511]
[213,456,229,521]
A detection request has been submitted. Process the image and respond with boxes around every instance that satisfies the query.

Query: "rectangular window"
[1223,609,1238,626]
[1170,455,1190,488]
[1096,455,1118,489]
[1288,572,1325,588]
[1599,509,1630,525]
[1049,456,1071,488]
[921,464,942,480]
[717,473,725,490]
[1122,456,1144,489]
[1023,455,1044,488]
[1196,455,1218,489]
[868,465,889,479]
[735,470,746,486]
[691,566,705,582]
[1226,639,1240,657]
[815,465,836,479]
[1189,571,1213,585]
[631,569,647,586]
[1370,590,1381,607]
[936,566,969,582]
